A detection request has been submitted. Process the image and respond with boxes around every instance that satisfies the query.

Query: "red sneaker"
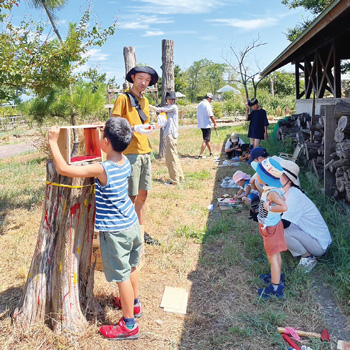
[112,296,142,318]
[100,318,139,340]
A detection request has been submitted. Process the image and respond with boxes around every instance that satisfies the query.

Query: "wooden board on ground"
[160,286,188,314]
[217,197,242,211]
[338,340,350,350]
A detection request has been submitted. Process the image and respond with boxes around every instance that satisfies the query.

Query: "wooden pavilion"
[261,0,350,115]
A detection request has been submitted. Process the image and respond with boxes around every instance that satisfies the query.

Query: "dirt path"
[0,142,35,159]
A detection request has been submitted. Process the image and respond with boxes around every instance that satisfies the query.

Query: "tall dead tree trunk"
[13,160,100,334]
[123,46,137,90]
[159,39,175,160]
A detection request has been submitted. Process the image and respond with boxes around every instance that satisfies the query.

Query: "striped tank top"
[95,158,138,232]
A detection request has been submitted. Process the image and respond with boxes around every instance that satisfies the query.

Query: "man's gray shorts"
[126,153,152,196]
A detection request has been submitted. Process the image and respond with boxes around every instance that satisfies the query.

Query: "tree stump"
[13,160,101,334]
[159,39,175,160]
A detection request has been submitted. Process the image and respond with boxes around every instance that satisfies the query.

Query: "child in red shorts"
[252,158,288,298]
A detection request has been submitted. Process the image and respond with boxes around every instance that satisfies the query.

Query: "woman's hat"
[232,170,250,184]
[165,91,177,100]
[281,159,300,186]
[253,158,283,187]
[230,132,239,142]
[126,66,158,86]
[248,98,258,107]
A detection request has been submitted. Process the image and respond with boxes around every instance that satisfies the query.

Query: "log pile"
[275,113,325,177]
[325,115,350,202]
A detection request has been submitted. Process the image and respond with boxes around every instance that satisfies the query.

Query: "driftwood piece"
[338,115,350,134]
[329,158,350,173]
[325,159,335,171]
[336,176,346,192]
[345,184,350,202]
[13,160,100,334]
[334,127,345,143]
[335,140,350,159]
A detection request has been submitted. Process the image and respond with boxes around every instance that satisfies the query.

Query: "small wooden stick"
[277,327,321,339]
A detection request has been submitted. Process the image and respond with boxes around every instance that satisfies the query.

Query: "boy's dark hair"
[103,117,133,152]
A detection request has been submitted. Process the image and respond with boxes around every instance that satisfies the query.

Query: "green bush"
[256,91,296,116]
[212,102,223,119]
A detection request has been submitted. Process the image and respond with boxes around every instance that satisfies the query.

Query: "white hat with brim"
[281,159,300,186]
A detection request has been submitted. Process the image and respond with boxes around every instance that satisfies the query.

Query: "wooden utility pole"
[159,39,175,159]
[123,46,137,90]
[13,161,101,333]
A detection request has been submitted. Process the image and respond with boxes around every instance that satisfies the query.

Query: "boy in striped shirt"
[48,118,142,340]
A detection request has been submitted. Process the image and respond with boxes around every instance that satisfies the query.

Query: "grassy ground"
[0,124,347,349]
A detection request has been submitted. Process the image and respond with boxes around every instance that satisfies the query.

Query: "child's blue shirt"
[95,158,138,232]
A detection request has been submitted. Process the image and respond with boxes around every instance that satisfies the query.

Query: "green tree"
[259,71,295,97]
[282,0,332,41]
[186,60,206,102]
[21,80,108,124]
[0,1,116,99]
[185,59,226,102]
[202,61,227,96]
[174,65,188,95]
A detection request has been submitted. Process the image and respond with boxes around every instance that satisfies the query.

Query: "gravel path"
[0,142,35,159]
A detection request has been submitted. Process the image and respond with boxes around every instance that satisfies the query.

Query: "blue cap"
[248,147,269,164]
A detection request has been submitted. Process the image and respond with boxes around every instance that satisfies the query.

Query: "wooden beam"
[333,41,342,98]
[324,104,337,196]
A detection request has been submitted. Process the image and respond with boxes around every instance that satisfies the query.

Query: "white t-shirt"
[197,99,213,129]
[282,187,332,250]
[225,138,245,151]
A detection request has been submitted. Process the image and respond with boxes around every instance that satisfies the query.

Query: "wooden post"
[324,104,337,196]
[13,161,101,334]
[159,39,175,160]
[123,46,137,90]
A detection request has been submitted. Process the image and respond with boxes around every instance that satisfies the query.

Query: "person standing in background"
[150,91,184,185]
[245,98,269,149]
[196,93,217,159]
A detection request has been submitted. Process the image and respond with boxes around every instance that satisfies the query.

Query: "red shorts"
[259,221,287,256]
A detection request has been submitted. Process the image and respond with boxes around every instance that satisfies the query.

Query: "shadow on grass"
[0,286,23,319]
[177,148,270,349]
[0,187,44,235]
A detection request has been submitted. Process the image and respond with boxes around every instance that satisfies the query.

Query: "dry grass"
[0,125,335,349]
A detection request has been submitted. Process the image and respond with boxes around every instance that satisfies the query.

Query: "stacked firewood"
[325,115,350,202]
[275,113,325,176]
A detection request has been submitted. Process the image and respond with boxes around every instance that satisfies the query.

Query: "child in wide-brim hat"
[252,158,288,299]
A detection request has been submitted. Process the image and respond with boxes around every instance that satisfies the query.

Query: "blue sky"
[11,0,312,87]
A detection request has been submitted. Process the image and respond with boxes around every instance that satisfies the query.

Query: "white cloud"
[82,49,109,61]
[198,35,216,41]
[209,17,278,30]
[143,30,164,37]
[119,15,173,30]
[127,0,231,15]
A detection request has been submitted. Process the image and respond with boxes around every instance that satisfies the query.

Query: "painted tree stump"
[13,160,101,334]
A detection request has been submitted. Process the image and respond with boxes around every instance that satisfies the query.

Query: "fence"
[0,115,28,130]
